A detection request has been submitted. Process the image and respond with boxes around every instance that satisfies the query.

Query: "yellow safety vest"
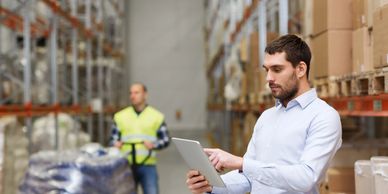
[114,106,164,165]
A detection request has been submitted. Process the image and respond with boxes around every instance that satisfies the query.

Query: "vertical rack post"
[49,6,59,150]
[258,0,267,67]
[71,0,80,145]
[85,0,93,140]
[23,0,32,153]
[97,0,104,144]
[279,0,288,35]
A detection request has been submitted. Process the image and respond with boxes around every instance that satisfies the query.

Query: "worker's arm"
[242,109,342,192]
[153,121,170,150]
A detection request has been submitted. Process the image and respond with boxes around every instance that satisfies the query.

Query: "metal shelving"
[0,0,127,149]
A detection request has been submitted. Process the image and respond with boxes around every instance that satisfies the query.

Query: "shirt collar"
[275,88,317,109]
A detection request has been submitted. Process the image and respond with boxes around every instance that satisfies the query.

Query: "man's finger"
[208,152,216,161]
[211,156,219,167]
[187,170,199,178]
[215,162,223,172]
[204,148,215,155]
[186,175,206,186]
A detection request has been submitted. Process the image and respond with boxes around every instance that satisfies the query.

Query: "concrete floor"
[156,129,211,194]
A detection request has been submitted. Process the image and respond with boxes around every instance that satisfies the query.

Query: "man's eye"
[273,68,281,73]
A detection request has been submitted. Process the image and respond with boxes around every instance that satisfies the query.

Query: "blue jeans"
[133,165,159,194]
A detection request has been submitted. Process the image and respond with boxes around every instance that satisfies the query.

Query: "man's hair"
[265,34,311,78]
[131,83,147,92]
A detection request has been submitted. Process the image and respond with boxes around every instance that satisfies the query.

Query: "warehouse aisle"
[157,130,211,194]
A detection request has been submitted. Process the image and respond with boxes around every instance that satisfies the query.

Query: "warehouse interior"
[1,0,388,193]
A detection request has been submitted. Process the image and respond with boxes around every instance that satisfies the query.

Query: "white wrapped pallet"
[355,160,374,194]
[0,116,29,194]
[32,113,90,152]
[19,147,136,194]
[371,156,388,194]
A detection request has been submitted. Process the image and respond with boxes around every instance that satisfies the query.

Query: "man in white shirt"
[186,34,342,194]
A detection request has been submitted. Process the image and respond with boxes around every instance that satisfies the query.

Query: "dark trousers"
[133,165,159,194]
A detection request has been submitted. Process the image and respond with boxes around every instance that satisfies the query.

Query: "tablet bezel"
[172,137,226,187]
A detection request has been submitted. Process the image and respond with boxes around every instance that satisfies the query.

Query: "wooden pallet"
[370,68,388,95]
[338,74,354,97]
[314,78,329,98]
[318,68,388,97]
[354,72,374,96]
[314,77,340,98]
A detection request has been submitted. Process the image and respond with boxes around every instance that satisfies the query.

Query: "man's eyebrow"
[263,64,284,69]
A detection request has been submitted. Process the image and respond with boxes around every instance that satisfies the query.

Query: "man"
[186,34,342,194]
[111,83,170,194]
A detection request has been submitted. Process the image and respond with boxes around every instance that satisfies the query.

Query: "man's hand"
[205,148,243,172]
[114,141,123,149]
[143,140,155,150]
[186,170,212,194]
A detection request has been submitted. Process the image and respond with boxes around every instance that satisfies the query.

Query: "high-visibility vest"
[114,106,164,165]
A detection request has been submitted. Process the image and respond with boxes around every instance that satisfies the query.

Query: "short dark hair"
[265,34,311,78]
[131,83,148,92]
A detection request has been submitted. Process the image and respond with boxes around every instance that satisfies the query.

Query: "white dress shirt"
[212,88,342,194]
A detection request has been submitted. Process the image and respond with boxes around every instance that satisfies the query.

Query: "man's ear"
[296,62,307,78]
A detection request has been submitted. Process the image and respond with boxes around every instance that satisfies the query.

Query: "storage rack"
[0,0,127,151]
[205,0,388,154]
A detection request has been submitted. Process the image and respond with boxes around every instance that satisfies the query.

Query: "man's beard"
[270,73,299,103]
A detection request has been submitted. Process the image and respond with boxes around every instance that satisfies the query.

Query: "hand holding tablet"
[172,137,226,187]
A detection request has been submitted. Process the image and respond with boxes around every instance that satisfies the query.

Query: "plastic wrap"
[371,156,388,194]
[19,146,135,194]
[0,116,29,194]
[32,113,90,152]
[354,160,374,194]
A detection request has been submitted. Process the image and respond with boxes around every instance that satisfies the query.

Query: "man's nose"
[266,71,274,82]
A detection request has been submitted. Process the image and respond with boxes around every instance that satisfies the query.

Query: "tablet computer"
[172,137,226,187]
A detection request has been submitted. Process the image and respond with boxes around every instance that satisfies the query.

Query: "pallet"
[351,68,388,96]
[353,71,374,96]
[314,76,340,98]
[370,68,388,95]
[315,68,388,97]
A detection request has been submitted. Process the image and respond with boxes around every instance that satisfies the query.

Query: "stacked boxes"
[311,0,353,78]
[352,27,373,73]
[373,4,388,68]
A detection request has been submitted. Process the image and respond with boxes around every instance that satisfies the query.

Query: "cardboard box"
[379,0,388,7]
[327,168,355,193]
[352,27,373,73]
[312,30,353,78]
[330,147,378,168]
[352,0,368,29]
[313,0,353,35]
[373,4,388,68]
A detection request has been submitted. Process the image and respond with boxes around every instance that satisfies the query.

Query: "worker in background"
[111,83,170,194]
[186,34,342,194]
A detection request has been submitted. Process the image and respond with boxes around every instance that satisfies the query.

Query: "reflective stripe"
[114,106,164,165]
[121,134,157,142]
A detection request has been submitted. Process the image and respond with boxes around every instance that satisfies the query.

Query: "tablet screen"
[172,137,226,187]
